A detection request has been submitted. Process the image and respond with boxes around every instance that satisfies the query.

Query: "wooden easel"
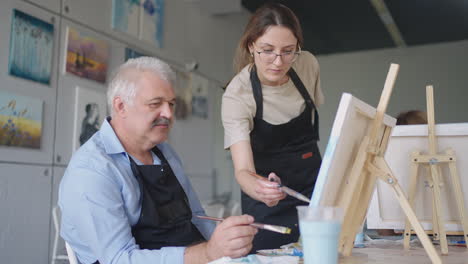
[336,64,442,264]
[403,86,468,255]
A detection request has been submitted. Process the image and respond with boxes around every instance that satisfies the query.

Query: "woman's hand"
[254,172,286,207]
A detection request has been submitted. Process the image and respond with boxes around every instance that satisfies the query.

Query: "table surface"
[339,242,468,264]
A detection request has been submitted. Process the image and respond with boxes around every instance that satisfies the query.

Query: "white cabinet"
[25,0,61,13]
[0,163,52,264]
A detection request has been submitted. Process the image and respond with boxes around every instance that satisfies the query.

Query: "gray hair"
[107,56,176,116]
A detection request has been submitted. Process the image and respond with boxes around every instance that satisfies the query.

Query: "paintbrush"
[248,171,311,203]
[196,215,291,234]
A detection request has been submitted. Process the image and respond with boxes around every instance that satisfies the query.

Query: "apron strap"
[249,65,264,119]
[249,66,320,140]
[288,68,320,140]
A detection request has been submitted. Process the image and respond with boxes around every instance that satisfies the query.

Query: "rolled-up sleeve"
[221,89,254,149]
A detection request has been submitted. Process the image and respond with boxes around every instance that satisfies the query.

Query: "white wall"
[0,1,248,263]
[316,40,468,152]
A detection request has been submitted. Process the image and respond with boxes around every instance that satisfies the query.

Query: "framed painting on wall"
[65,27,110,84]
[191,74,209,119]
[72,86,107,151]
[0,90,43,149]
[8,9,54,85]
[112,0,140,38]
[140,0,165,48]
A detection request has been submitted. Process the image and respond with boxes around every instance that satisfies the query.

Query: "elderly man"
[59,57,257,264]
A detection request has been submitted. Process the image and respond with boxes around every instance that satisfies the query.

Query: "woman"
[222,3,324,251]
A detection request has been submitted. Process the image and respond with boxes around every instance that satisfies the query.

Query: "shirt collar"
[99,117,171,163]
[100,117,127,155]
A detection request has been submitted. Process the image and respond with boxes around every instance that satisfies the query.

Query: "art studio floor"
[340,237,468,264]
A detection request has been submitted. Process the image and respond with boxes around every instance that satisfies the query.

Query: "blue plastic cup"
[297,206,343,264]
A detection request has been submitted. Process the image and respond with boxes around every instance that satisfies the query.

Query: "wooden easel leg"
[430,164,449,255]
[446,149,468,247]
[337,137,370,255]
[341,169,375,256]
[374,157,442,264]
[431,185,440,242]
[393,181,443,264]
[404,152,421,250]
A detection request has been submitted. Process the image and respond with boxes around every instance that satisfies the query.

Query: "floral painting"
[65,27,110,83]
[0,90,43,149]
[8,9,54,85]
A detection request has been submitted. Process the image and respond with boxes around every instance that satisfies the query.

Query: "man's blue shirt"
[59,118,215,264]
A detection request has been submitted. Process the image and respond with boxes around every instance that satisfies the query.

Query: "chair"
[51,206,79,264]
[51,206,68,264]
[201,201,225,218]
[65,242,79,264]
[230,201,241,216]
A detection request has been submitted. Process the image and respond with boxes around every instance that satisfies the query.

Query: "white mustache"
[152,118,170,126]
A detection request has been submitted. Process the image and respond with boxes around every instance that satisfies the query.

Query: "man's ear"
[113,96,127,118]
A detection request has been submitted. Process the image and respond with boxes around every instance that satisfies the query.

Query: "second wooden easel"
[403,85,468,255]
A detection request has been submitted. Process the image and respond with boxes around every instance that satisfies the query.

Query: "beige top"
[222,51,324,149]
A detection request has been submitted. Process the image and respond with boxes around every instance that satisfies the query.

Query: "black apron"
[129,146,205,249]
[242,66,322,252]
[93,146,204,264]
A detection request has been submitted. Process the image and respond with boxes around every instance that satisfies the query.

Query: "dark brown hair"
[396,110,428,125]
[233,3,303,73]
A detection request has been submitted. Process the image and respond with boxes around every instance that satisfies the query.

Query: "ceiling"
[241,0,468,55]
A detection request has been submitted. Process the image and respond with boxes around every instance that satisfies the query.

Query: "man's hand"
[205,215,258,260]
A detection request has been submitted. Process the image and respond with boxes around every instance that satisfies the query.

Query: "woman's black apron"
[242,66,322,252]
[129,146,205,249]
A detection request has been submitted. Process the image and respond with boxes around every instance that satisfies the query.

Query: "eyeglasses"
[253,46,301,64]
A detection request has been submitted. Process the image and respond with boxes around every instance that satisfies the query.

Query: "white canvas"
[73,86,107,151]
[367,123,468,231]
[310,93,396,207]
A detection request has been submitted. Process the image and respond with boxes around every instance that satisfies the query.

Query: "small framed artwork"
[112,0,140,38]
[139,0,165,48]
[8,9,54,85]
[72,86,107,150]
[65,27,110,84]
[191,74,209,119]
[0,90,43,149]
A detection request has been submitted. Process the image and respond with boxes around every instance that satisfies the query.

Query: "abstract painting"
[140,0,165,48]
[112,0,140,38]
[125,47,146,61]
[73,86,107,150]
[8,9,54,85]
[0,90,43,149]
[191,74,209,119]
[65,27,110,83]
